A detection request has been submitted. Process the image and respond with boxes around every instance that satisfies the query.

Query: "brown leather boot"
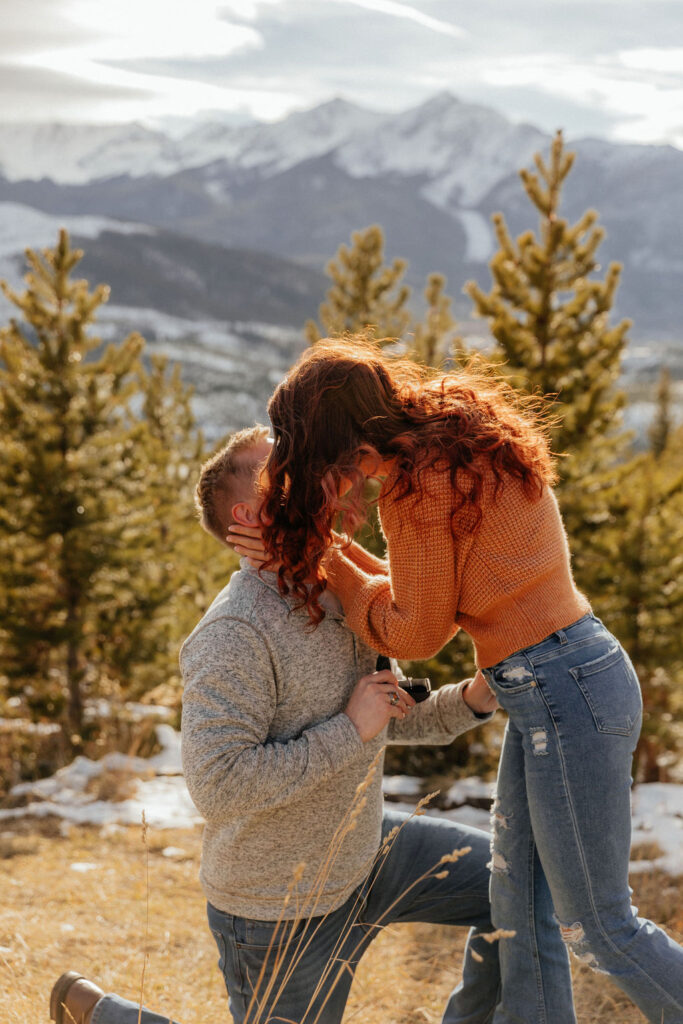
[50,972,104,1024]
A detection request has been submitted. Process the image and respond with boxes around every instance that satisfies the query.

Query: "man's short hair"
[194,425,269,544]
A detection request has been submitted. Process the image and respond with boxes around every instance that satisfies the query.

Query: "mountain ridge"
[1,91,679,188]
[0,92,681,437]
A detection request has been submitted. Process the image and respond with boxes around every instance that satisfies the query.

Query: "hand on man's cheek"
[227,518,269,566]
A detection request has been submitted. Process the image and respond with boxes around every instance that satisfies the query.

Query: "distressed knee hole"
[572,950,609,974]
[558,919,609,975]
[530,727,548,756]
[490,798,511,832]
[488,850,509,875]
[559,920,585,945]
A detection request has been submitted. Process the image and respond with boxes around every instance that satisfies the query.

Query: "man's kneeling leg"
[208,895,370,1024]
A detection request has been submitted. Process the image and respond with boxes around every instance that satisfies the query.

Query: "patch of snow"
[162,846,189,859]
[100,823,124,837]
[445,777,495,807]
[387,781,683,877]
[385,799,492,833]
[382,775,424,800]
[452,210,494,262]
[96,307,300,360]
[147,724,183,776]
[0,717,61,736]
[0,724,202,830]
[3,734,681,879]
[84,699,174,723]
[630,783,683,876]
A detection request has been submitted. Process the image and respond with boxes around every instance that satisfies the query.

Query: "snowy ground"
[1,724,681,876]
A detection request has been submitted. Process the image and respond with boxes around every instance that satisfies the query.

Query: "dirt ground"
[1,818,681,1023]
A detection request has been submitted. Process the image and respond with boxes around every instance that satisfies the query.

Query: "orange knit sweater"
[324,462,590,669]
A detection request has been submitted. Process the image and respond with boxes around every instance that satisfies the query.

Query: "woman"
[229,337,683,1023]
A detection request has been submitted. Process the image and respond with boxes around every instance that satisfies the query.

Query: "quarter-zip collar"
[240,559,347,622]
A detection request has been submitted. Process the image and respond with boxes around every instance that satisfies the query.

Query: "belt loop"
[555,628,568,645]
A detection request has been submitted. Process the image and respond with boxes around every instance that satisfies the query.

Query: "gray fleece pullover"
[180,558,491,920]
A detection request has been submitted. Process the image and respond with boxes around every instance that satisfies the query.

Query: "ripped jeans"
[88,811,499,1024]
[482,613,683,1024]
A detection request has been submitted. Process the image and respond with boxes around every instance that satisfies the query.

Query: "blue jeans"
[91,810,499,1024]
[482,612,683,1024]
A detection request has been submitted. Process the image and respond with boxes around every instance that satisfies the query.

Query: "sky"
[2,0,683,147]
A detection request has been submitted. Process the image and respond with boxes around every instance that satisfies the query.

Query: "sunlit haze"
[2,0,682,146]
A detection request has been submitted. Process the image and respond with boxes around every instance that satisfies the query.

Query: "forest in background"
[1,132,681,796]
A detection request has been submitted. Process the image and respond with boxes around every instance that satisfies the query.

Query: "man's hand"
[227,524,271,567]
[461,670,498,715]
[344,669,416,742]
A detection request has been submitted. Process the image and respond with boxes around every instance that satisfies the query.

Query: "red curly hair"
[261,337,556,624]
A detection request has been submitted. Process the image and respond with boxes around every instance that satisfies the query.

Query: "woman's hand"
[462,670,499,715]
[226,524,271,567]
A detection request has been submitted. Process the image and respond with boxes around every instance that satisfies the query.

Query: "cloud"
[0,63,154,122]
[0,0,681,147]
[619,46,683,75]
[339,0,466,38]
[61,0,263,60]
[0,0,267,122]
[0,0,100,58]
[474,51,683,146]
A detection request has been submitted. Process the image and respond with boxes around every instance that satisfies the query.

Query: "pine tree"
[94,355,226,700]
[0,232,147,739]
[465,131,630,470]
[305,225,411,344]
[463,135,682,780]
[410,273,468,369]
[0,232,218,745]
[463,131,631,629]
[648,367,672,458]
[130,356,236,697]
[586,397,683,780]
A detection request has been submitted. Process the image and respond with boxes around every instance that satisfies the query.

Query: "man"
[51,425,499,1024]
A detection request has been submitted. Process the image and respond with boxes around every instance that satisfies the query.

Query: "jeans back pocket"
[569,645,642,736]
[485,658,537,695]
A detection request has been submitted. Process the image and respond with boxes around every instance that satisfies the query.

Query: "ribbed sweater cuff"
[441,680,495,731]
[324,549,372,616]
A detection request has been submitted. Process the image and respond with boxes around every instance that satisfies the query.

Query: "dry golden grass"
[0,818,680,1023]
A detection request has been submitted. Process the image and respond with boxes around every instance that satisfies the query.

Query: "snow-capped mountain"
[2,93,680,325]
[0,98,385,185]
[0,93,681,437]
[183,97,385,176]
[337,92,546,208]
[0,94,552,214]
[0,123,178,185]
